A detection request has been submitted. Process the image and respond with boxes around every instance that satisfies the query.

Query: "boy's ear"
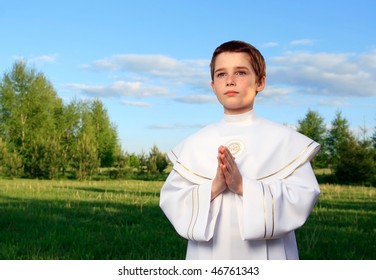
[256,76,266,92]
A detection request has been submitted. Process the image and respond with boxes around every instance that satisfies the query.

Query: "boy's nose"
[226,75,236,86]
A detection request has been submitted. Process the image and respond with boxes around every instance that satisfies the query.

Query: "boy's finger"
[223,148,235,164]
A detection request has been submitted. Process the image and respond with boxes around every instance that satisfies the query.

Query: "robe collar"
[223,110,256,124]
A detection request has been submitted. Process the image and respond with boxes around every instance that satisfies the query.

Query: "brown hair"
[210,40,266,83]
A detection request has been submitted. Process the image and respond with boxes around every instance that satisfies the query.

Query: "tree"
[138,151,148,175]
[0,61,64,178]
[334,136,375,185]
[326,111,375,185]
[125,152,141,171]
[370,124,376,184]
[0,138,23,178]
[70,101,99,180]
[4,151,23,178]
[147,145,168,175]
[109,146,127,179]
[90,99,119,167]
[72,132,99,180]
[325,111,352,170]
[297,109,327,168]
[57,100,82,176]
[0,61,123,179]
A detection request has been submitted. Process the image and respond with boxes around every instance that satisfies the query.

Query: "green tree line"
[1,62,375,185]
[0,62,168,180]
[297,109,376,186]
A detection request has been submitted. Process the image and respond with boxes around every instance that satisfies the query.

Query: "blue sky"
[1,0,375,153]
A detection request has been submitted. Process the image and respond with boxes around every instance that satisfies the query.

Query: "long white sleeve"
[159,170,221,241]
[238,162,320,240]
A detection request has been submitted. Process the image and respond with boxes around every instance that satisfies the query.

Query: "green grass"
[0,179,185,260]
[296,184,376,259]
[0,179,375,259]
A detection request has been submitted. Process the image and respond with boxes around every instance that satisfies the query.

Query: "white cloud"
[78,54,212,101]
[268,50,376,98]
[83,54,210,86]
[74,49,376,107]
[84,54,182,75]
[174,94,217,104]
[121,100,151,108]
[257,85,294,104]
[262,85,293,96]
[67,81,170,98]
[359,49,376,70]
[318,98,350,107]
[13,54,59,64]
[262,42,279,48]
[290,39,315,46]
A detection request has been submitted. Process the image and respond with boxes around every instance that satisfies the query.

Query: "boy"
[159,40,320,259]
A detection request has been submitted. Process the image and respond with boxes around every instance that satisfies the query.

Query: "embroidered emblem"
[225,140,244,156]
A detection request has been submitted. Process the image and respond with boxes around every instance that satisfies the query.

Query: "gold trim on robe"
[170,140,319,184]
[267,184,275,238]
[256,141,316,181]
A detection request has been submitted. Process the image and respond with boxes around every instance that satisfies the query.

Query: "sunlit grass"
[296,184,376,259]
[0,179,375,259]
[0,179,185,260]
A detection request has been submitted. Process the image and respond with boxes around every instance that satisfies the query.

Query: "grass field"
[0,179,375,260]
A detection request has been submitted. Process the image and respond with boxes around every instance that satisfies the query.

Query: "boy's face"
[211,52,265,115]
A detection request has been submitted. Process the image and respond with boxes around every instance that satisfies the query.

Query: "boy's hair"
[210,40,266,83]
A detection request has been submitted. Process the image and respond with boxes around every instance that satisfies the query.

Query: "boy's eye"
[215,70,248,79]
[235,71,247,76]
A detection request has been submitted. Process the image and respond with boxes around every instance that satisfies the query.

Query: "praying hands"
[211,145,243,200]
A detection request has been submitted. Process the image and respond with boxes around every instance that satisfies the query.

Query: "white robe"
[159,110,320,260]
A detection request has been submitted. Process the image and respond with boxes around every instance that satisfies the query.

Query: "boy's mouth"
[224,91,238,97]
